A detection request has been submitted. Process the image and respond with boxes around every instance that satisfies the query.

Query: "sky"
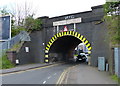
[0,0,106,18]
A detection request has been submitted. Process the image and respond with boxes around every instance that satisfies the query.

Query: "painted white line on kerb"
[48,76,51,79]
[54,73,57,75]
[43,81,46,84]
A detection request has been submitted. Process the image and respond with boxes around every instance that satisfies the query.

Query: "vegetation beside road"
[0,42,24,69]
[8,42,24,52]
[0,54,15,69]
[104,2,120,85]
[0,2,42,69]
[0,4,42,37]
[103,2,120,45]
[111,75,120,84]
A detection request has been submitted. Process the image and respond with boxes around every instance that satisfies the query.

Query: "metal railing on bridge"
[0,31,31,57]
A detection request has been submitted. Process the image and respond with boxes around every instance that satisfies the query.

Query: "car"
[77,53,88,62]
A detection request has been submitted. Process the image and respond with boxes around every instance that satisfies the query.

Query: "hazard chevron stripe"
[45,31,92,60]
[86,43,90,48]
[80,35,83,40]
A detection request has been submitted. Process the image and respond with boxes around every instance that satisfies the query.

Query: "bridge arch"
[44,31,92,63]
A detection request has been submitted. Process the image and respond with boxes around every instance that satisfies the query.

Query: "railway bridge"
[17,5,111,67]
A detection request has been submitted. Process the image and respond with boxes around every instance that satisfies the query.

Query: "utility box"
[98,57,105,71]
[114,48,119,76]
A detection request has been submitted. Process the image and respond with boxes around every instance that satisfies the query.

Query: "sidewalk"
[0,62,56,74]
[64,63,118,84]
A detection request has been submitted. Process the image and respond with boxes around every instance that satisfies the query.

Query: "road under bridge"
[16,5,113,72]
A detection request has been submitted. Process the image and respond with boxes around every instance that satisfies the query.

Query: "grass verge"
[0,54,15,69]
[111,75,120,84]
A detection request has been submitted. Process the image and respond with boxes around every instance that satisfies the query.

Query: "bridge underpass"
[11,5,117,83]
[44,31,92,63]
[49,35,82,62]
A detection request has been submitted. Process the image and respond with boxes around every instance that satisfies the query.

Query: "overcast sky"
[0,0,106,18]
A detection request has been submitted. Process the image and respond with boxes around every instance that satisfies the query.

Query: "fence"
[0,31,30,57]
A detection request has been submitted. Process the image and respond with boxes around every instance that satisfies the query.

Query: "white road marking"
[48,76,51,79]
[54,73,57,75]
[43,81,46,84]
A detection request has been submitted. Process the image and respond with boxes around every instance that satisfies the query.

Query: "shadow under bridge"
[49,35,82,62]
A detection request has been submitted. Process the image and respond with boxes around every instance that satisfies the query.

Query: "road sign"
[0,15,11,41]
[63,26,68,32]
[53,17,81,26]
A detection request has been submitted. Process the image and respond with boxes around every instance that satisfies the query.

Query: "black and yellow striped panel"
[52,37,55,41]
[47,44,50,48]
[79,35,83,40]
[86,43,90,48]
[45,50,48,53]
[45,31,92,60]
[56,33,60,37]
[88,51,91,54]
[74,32,78,37]
[72,31,75,36]
[44,49,49,63]
[44,58,49,63]
[67,31,70,35]
[50,39,54,43]
[54,35,57,39]
[64,31,67,35]
[59,32,62,37]
[45,55,49,58]
[82,37,86,43]
[84,40,88,45]
[61,32,63,36]
[77,34,81,39]
[46,47,49,51]
[69,31,72,35]
[88,47,92,51]
[48,41,52,46]
[86,43,92,52]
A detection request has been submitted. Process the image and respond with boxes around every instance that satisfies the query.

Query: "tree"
[104,2,120,45]
[0,7,10,16]
[10,1,36,27]
[24,15,42,31]
[0,1,42,37]
[104,2,120,16]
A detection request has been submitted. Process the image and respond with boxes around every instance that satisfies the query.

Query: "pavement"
[63,63,118,84]
[0,62,57,74]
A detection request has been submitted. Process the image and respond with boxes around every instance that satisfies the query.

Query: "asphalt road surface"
[1,63,118,85]
[1,63,77,84]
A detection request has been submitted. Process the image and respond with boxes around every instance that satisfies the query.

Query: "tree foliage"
[0,7,9,16]
[24,15,42,31]
[11,27,26,37]
[104,2,120,15]
[103,2,120,45]
[0,5,42,37]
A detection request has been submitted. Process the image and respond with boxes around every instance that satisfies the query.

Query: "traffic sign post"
[0,15,11,41]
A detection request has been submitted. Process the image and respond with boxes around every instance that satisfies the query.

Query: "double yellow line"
[56,64,79,85]
[56,69,68,85]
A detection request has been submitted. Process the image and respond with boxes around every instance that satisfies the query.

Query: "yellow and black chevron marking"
[45,50,49,63]
[44,31,92,63]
